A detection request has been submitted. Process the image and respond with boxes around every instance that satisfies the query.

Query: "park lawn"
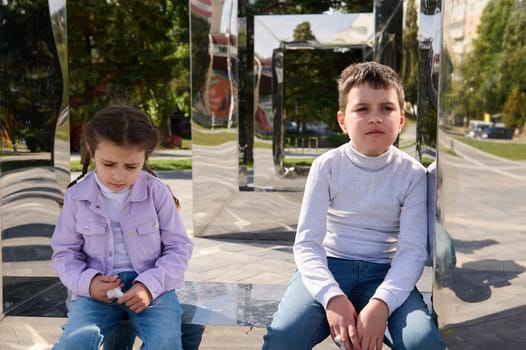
[283,158,314,167]
[70,158,192,172]
[456,136,526,161]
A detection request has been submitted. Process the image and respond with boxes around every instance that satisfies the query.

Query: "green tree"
[67,0,190,145]
[495,0,526,130]
[284,18,365,136]
[503,87,526,132]
[1,0,62,152]
[400,0,418,108]
[457,0,514,119]
[292,22,316,42]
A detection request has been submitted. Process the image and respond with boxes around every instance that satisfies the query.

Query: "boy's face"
[337,83,404,157]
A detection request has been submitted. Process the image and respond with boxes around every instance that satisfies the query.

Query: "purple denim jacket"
[51,171,193,301]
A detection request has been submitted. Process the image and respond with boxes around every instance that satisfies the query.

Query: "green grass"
[283,158,314,167]
[440,146,459,158]
[455,136,526,160]
[180,139,192,149]
[254,141,273,149]
[421,157,435,168]
[70,158,192,172]
[191,127,238,146]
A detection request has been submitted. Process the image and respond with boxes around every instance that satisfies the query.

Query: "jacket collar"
[70,171,150,203]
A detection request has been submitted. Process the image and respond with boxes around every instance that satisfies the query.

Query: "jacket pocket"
[129,218,161,264]
[75,221,108,236]
[75,221,108,257]
[135,218,160,236]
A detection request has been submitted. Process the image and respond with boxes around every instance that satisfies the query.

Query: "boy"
[262,62,445,350]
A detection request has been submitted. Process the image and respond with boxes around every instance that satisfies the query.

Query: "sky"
[254,13,374,59]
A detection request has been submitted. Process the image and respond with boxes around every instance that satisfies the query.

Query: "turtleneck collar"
[344,142,395,170]
[94,172,131,196]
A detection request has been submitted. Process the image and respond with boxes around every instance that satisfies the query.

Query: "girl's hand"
[356,298,389,350]
[118,282,152,313]
[326,295,361,350]
[89,275,121,303]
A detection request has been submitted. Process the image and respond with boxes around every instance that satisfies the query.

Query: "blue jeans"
[262,258,445,350]
[53,271,183,350]
[102,315,204,350]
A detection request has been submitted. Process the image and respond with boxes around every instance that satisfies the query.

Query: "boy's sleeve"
[293,159,344,309]
[372,169,428,314]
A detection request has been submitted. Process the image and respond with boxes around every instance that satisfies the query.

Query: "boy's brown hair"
[337,61,405,113]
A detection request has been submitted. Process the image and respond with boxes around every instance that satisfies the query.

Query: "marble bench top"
[3,277,287,328]
[179,281,286,327]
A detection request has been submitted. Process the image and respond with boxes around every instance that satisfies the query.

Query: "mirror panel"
[0,0,69,317]
[253,13,374,189]
[434,0,526,347]
[190,0,240,236]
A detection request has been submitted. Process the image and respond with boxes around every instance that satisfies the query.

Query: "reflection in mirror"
[253,13,374,189]
[0,0,69,317]
[435,0,526,347]
[192,6,382,239]
[191,1,424,241]
[191,0,239,236]
[192,0,430,346]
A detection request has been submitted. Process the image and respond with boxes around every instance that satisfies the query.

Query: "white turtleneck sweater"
[293,142,427,314]
[94,173,134,274]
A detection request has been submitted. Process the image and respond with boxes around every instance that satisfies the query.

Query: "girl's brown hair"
[65,105,180,208]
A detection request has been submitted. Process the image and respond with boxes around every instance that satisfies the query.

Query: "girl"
[51,105,193,349]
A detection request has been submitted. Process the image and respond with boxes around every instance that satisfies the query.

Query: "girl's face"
[91,140,146,192]
[337,83,404,157]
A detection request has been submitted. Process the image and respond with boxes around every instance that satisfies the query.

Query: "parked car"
[480,126,513,139]
[465,123,490,138]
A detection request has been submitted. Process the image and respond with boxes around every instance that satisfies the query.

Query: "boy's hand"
[356,298,389,350]
[118,282,152,313]
[89,275,121,303]
[326,295,361,350]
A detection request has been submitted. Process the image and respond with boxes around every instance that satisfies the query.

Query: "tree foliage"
[1,0,63,152]
[292,22,316,42]
[401,0,419,107]
[251,0,374,140]
[67,0,190,140]
[455,0,526,131]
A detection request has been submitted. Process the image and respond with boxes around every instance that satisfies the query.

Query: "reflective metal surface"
[434,0,526,347]
[253,13,374,188]
[190,0,240,236]
[190,2,381,239]
[180,281,286,327]
[0,0,69,317]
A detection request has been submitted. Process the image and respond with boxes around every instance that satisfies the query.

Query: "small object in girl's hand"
[106,287,124,299]
[333,335,346,350]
